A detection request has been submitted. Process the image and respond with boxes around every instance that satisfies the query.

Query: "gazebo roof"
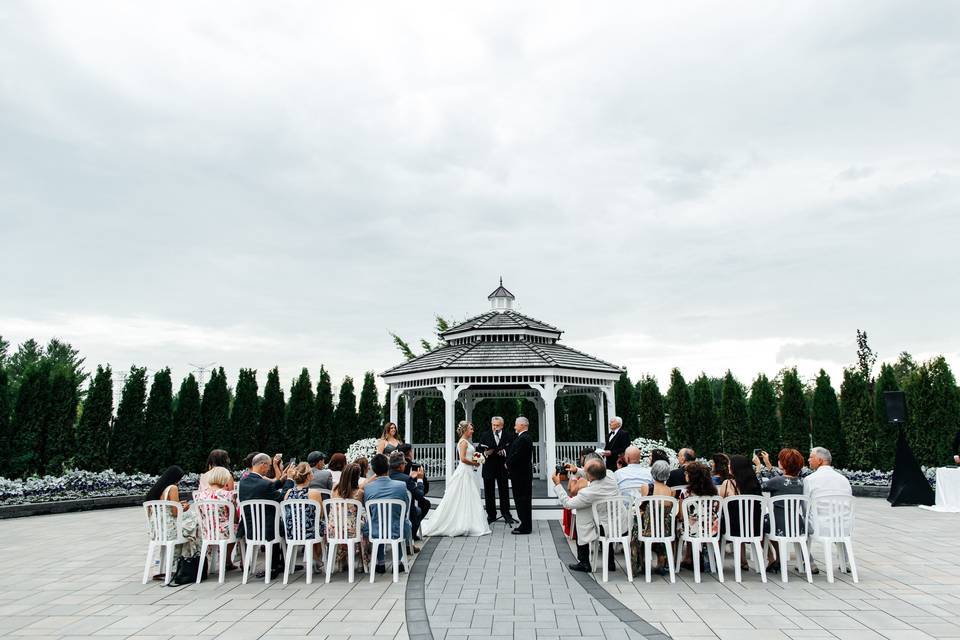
[381,340,622,376]
[440,309,561,337]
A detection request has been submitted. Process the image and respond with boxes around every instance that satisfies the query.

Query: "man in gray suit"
[363,454,412,573]
[307,451,333,491]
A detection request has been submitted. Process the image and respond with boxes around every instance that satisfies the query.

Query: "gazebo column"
[463,392,474,425]
[441,378,456,480]
[389,385,399,426]
[540,378,559,491]
[404,394,417,447]
[606,384,617,430]
[595,390,606,444]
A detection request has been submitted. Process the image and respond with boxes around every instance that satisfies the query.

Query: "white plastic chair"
[366,498,408,583]
[239,500,283,584]
[280,498,324,584]
[810,494,858,583]
[635,495,678,583]
[679,496,724,583]
[721,495,768,583]
[194,499,237,584]
[590,496,633,583]
[324,498,364,583]
[142,500,185,585]
[318,488,333,501]
[763,495,813,583]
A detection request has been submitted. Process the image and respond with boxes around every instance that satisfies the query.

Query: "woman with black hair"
[199,449,234,491]
[145,466,199,579]
[711,453,732,486]
[719,454,763,570]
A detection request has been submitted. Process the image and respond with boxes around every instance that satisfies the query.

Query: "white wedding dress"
[421,439,491,537]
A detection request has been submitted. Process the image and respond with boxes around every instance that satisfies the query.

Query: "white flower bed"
[345,438,378,463]
[630,437,678,468]
[0,469,200,506]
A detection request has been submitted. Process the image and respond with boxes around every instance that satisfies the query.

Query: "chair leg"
[369,542,379,584]
[347,542,355,583]
[623,540,633,582]
[754,541,767,583]
[142,542,155,584]
[264,544,273,585]
[325,543,335,584]
[218,543,227,584]
[644,542,652,583]
[733,542,742,583]
[283,545,295,585]
[777,541,789,583]
[164,544,175,585]
[843,540,859,583]
[392,543,400,583]
[823,540,834,584]
[692,543,701,584]
[601,542,609,583]
[711,542,724,583]
[305,544,313,585]
[196,542,208,584]
[838,542,848,574]
[242,543,253,584]
[799,541,813,583]
[664,541,676,584]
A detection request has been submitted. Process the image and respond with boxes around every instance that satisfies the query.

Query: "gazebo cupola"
[488,278,515,312]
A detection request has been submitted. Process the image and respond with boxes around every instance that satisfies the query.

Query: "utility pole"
[189,362,218,389]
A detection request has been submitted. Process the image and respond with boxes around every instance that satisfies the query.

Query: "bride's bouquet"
[472,451,484,465]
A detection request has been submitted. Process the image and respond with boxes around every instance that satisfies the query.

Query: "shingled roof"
[441,310,561,337]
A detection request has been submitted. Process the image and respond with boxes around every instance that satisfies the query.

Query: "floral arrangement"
[0,469,200,506]
[345,438,378,463]
[629,437,679,468]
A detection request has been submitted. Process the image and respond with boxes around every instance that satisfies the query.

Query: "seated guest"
[668,448,696,487]
[328,453,347,488]
[755,448,804,568]
[650,448,670,465]
[552,458,627,573]
[363,454,411,573]
[307,451,333,491]
[564,450,604,497]
[355,456,370,487]
[199,449,233,491]
[720,454,763,571]
[327,463,367,573]
[387,451,427,545]
[238,455,294,537]
[711,453,732,486]
[194,465,240,570]
[615,445,652,493]
[639,460,676,574]
[283,463,325,544]
[677,462,720,570]
[804,446,851,573]
[240,453,256,480]
[144,466,199,577]
[398,443,430,495]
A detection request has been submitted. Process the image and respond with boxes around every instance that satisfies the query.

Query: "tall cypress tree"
[142,368,174,474]
[840,368,875,470]
[0,367,11,459]
[748,374,779,455]
[108,366,148,473]
[260,367,286,455]
[201,367,231,453]
[811,370,844,466]
[173,374,203,472]
[665,369,693,450]
[10,362,51,478]
[690,374,719,455]
[720,371,749,456]
[231,369,259,461]
[779,368,810,452]
[614,372,639,435]
[45,368,78,475]
[76,365,113,471]
[287,368,316,455]
[908,357,960,466]
[357,372,382,439]
[315,366,334,453]
[636,376,666,441]
[333,376,358,452]
[874,363,900,470]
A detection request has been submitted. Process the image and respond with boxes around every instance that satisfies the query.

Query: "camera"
[555,464,567,475]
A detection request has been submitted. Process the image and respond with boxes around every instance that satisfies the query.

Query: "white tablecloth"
[920,467,960,513]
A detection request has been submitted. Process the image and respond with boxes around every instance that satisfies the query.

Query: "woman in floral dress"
[144,466,199,579]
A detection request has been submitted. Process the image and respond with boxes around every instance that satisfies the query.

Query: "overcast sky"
[2,1,959,397]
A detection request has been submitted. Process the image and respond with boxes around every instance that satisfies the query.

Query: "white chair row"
[142,496,410,586]
[587,493,857,585]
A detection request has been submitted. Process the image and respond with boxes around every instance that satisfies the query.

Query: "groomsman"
[603,416,630,472]
[478,416,515,524]
[506,417,534,534]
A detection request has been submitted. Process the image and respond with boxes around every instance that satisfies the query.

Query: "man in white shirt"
[803,446,852,573]
[614,446,651,493]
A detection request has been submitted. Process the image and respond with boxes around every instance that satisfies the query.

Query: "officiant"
[478,416,516,525]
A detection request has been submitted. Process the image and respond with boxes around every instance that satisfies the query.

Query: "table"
[922,467,960,513]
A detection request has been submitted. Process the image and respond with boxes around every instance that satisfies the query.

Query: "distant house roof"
[441,310,561,337]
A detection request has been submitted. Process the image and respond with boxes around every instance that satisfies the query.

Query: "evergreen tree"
[357,372,382,439]
[855,330,878,381]
[7,338,43,397]
[259,367,286,455]
[315,366,334,453]
[874,363,900,470]
[665,369,693,450]
[811,370,844,466]
[720,371,749,455]
[10,362,51,477]
[173,374,204,472]
[201,367,231,453]
[748,374,779,455]
[142,368,174,474]
[43,338,88,398]
[231,368,259,461]
[566,395,596,442]
[333,376,358,452]
[614,372,639,435]
[779,368,810,452]
[45,368,78,474]
[76,365,113,471]
[840,368,875,470]
[893,352,917,389]
[690,374,719,455]
[0,367,10,458]
[108,366,148,473]
[287,368,316,455]
[907,357,960,466]
[636,376,666,441]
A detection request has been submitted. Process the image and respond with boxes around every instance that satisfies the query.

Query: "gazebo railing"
[413,442,596,481]
[555,442,602,466]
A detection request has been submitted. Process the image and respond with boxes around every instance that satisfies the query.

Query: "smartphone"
[753,448,763,458]
[288,457,298,466]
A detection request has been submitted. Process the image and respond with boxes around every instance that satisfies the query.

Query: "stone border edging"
[0,495,145,519]
[548,521,671,640]
[406,536,439,640]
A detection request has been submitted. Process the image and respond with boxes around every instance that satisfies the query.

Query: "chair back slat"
[722,495,765,540]
[143,500,183,543]
[681,496,721,540]
[324,498,364,543]
[636,495,677,541]
[591,497,631,539]
[239,500,281,543]
[281,499,322,542]
[365,499,408,542]
[767,495,809,540]
[194,499,236,542]
[812,494,855,539]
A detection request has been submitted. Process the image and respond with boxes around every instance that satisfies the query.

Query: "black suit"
[478,428,515,522]
[238,472,293,540]
[389,470,429,536]
[667,467,687,488]
[506,430,534,532]
[604,428,630,472]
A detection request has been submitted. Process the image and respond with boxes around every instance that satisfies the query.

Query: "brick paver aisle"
[422,521,658,640]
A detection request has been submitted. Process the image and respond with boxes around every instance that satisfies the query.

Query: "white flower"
[629,437,678,468]
[345,438,378,463]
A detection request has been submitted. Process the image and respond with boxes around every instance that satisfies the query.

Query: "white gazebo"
[381,282,623,490]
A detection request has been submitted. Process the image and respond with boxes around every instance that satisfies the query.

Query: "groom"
[506,416,534,534]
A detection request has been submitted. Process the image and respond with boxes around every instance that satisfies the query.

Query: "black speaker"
[884,391,907,424]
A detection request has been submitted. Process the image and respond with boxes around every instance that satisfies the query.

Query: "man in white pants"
[803,446,852,573]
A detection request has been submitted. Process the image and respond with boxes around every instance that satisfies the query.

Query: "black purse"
[170,554,207,586]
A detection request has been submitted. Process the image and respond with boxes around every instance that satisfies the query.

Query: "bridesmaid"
[375,422,403,455]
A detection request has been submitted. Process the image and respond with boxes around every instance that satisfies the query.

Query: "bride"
[421,421,491,537]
